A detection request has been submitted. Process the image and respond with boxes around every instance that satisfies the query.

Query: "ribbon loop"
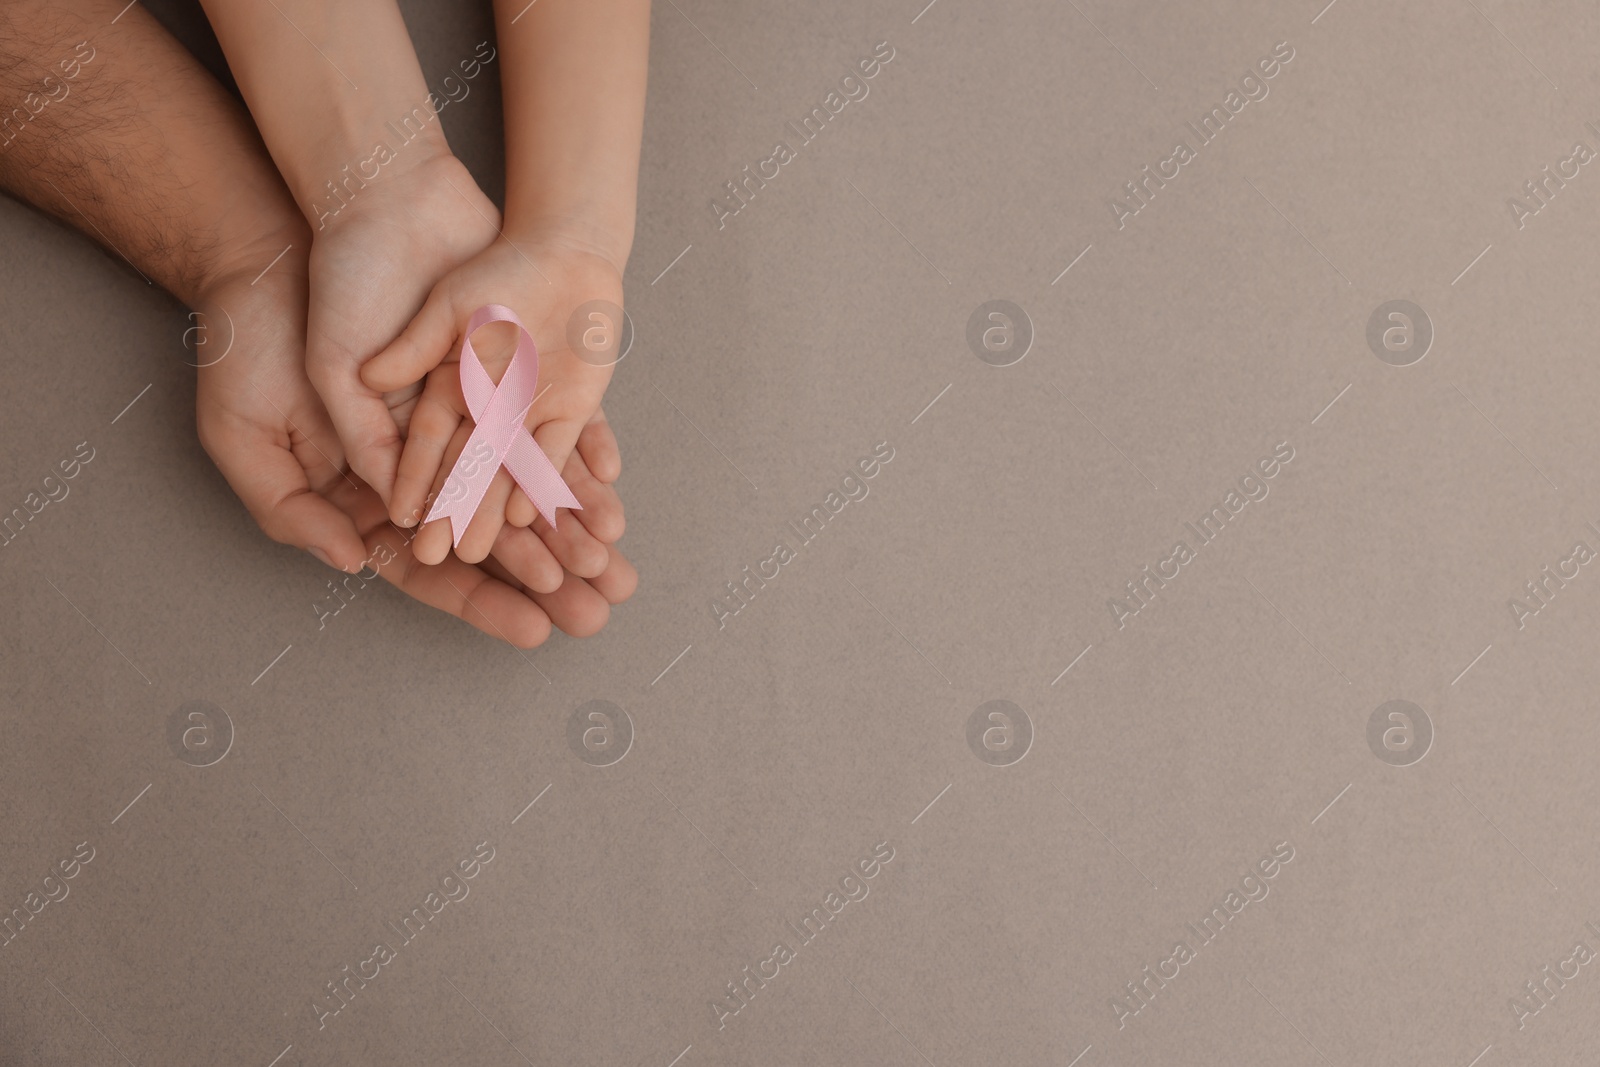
[423,304,581,545]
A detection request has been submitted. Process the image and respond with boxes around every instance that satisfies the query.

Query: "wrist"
[502,211,635,276]
[197,0,458,233]
[304,146,493,243]
[288,118,454,234]
[193,215,311,310]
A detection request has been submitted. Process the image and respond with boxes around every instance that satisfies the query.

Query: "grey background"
[4,0,1600,1063]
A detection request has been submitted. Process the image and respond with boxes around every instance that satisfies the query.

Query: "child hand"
[360,232,622,567]
[304,152,503,506]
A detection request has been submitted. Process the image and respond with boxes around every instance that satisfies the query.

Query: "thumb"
[264,489,372,573]
[361,286,460,393]
[201,420,369,572]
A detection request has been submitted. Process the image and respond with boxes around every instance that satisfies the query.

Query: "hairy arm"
[0,0,632,645]
[0,0,299,302]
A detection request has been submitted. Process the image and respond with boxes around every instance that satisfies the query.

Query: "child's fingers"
[507,405,623,542]
[509,403,619,529]
[415,419,554,567]
[413,517,458,564]
[487,524,566,594]
[360,285,461,393]
[412,517,456,565]
[413,512,458,565]
[497,406,595,530]
[374,536,555,649]
[455,467,516,565]
[391,377,466,528]
[506,486,536,528]
[531,447,624,573]
[577,409,622,484]
[507,425,621,546]
[411,419,476,565]
[528,566,611,638]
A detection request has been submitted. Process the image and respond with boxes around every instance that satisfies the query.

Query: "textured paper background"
[4,0,1600,1064]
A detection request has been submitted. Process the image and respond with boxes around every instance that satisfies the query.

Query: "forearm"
[493,0,650,269]
[196,0,449,230]
[0,0,302,305]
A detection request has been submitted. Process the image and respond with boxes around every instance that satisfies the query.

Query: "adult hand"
[303,151,500,508]
[196,246,635,647]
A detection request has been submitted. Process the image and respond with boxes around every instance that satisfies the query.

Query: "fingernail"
[308,546,336,569]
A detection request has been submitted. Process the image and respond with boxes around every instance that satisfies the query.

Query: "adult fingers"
[585,543,639,605]
[527,566,612,638]
[487,524,567,594]
[411,418,475,565]
[338,483,555,649]
[477,554,610,638]
[391,373,465,528]
[560,442,625,545]
[455,465,516,565]
[531,509,609,579]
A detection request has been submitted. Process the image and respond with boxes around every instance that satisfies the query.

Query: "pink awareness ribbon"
[423,304,580,546]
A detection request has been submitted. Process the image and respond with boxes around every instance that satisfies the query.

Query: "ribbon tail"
[422,497,480,549]
[504,433,582,529]
[422,430,506,548]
